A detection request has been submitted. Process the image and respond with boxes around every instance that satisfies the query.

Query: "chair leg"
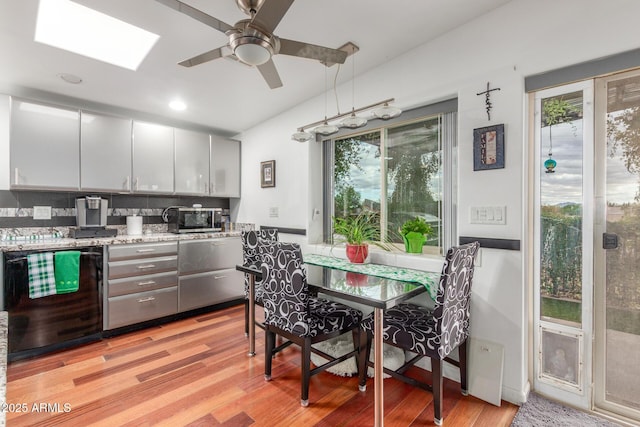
[459,339,468,396]
[244,299,249,337]
[301,337,311,407]
[264,328,275,381]
[431,357,443,426]
[358,330,372,391]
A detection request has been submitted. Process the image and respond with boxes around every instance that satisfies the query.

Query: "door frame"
[531,80,594,410]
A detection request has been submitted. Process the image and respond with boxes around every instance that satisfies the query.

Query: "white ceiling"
[0,0,512,136]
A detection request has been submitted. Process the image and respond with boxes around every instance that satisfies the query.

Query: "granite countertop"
[0,230,245,252]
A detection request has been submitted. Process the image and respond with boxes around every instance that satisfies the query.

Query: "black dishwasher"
[3,246,103,361]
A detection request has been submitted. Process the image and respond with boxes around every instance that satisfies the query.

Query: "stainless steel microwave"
[165,207,222,233]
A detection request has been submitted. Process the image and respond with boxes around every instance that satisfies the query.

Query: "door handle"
[603,233,619,249]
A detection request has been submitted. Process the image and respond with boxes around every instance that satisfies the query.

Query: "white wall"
[236,0,640,404]
[0,94,9,190]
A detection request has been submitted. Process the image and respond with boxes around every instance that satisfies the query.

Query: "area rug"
[311,334,405,378]
[511,392,622,426]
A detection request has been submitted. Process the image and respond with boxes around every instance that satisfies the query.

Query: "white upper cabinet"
[210,136,240,197]
[174,128,210,195]
[10,99,80,190]
[81,112,132,192]
[132,121,174,193]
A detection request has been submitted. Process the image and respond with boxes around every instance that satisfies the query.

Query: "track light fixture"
[291,98,402,142]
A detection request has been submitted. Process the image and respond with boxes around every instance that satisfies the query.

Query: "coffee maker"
[69,196,117,238]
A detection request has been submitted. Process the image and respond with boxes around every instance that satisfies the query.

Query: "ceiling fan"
[155,0,349,89]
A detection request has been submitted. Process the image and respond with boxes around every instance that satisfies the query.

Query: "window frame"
[322,99,458,255]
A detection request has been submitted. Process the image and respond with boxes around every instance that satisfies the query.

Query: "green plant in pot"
[332,211,390,263]
[400,216,433,254]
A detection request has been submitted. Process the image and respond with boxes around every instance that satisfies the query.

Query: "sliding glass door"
[594,69,640,422]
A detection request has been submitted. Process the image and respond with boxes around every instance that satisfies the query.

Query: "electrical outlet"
[269,207,279,218]
[33,206,52,220]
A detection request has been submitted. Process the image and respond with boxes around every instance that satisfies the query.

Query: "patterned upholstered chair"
[241,229,279,336]
[357,241,480,426]
[258,241,363,407]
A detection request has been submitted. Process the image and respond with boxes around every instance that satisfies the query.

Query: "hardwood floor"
[6,304,519,426]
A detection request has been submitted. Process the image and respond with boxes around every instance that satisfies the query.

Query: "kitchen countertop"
[0,230,247,252]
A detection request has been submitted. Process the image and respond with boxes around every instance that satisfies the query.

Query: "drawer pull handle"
[137,264,156,270]
[137,297,156,303]
[136,249,156,253]
[137,280,156,286]
[210,242,224,246]
[214,275,227,280]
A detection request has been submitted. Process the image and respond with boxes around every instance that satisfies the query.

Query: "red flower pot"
[346,244,368,263]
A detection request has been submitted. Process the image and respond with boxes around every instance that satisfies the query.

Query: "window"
[323,102,457,255]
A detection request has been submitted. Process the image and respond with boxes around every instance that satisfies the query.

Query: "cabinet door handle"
[135,177,139,191]
[137,280,156,286]
[14,168,19,185]
[213,275,227,280]
[137,296,156,303]
[124,176,130,191]
[136,248,156,253]
[137,264,156,270]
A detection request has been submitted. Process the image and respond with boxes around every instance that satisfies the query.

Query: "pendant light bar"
[299,98,396,130]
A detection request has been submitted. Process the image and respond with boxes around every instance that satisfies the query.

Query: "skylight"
[35,0,159,71]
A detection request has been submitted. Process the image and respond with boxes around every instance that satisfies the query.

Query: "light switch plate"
[268,207,279,218]
[469,206,506,225]
[33,206,52,220]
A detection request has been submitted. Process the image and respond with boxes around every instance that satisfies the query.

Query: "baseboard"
[502,380,530,406]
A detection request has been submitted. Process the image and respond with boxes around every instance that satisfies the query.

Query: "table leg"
[374,307,384,426]
[248,274,256,357]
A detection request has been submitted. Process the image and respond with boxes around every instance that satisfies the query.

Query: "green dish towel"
[54,251,81,294]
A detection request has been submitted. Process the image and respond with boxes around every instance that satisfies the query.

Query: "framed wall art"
[473,124,505,171]
[261,160,276,188]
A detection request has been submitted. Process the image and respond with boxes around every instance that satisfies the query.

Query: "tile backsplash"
[0,190,230,232]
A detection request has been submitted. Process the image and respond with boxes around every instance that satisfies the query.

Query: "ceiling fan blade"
[279,39,348,65]
[251,0,294,34]
[155,0,234,33]
[256,59,283,89]
[178,46,231,67]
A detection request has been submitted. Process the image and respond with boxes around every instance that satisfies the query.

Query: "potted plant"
[332,211,389,263]
[400,216,433,254]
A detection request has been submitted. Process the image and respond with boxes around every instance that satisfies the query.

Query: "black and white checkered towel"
[27,252,57,299]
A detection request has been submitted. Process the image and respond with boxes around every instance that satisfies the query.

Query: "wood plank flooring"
[5,304,519,426]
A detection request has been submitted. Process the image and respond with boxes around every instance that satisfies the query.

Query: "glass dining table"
[236,254,440,427]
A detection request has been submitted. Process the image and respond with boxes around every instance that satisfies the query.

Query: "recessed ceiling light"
[35,0,159,71]
[58,73,83,84]
[169,100,187,111]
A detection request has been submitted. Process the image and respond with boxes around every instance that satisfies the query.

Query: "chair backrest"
[257,241,311,337]
[241,229,279,293]
[241,229,279,265]
[432,241,480,359]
